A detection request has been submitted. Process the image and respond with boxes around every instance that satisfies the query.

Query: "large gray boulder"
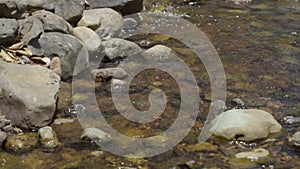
[78,8,123,40]
[210,109,282,141]
[0,60,60,129]
[30,32,89,79]
[18,16,44,44]
[73,26,101,54]
[85,0,143,15]
[32,10,73,34]
[55,0,85,23]
[0,18,19,45]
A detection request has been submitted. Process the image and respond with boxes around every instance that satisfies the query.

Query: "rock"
[0,131,7,146]
[56,82,72,114]
[210,109,282,141]
[142,45,178,63]
[122,18,138,30]
[53,118,75,125]
[91,68,128,81]
[0,60,60,129]
[73,26,101,53]
[0,0,24,18]
[55,0,85,23]
[232,98,245,106]
[0,0,56,18]
[5,133,38,152]
[283,116,300,124]
[32,10,73,34]
[80,127,110,142]
[0,115,10,128]
[50,57,62,76]
[289,132,300,146]
[18,16,44,44]
[38,126,59,149]
[120,0,144,15]
[21,0,56,10]
[235,148,269,160]
[78,8,123,39]
[0,18,19,45]
[85,0,143,15]
[103,38,142,60]
[34,32,89,79]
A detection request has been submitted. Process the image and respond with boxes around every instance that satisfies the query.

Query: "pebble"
[91,68,128,81]
[235,148,269,160]
[38,126,60,149]
[80,127,110,142]
[232,98,245,106]
[53,118,75,125]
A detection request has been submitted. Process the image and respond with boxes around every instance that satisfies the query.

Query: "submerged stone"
[5,133,38,152]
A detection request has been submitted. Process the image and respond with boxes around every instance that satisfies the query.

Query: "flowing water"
[1,0,300,168]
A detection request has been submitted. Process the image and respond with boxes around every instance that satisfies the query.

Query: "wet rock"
[80,127,110,142]
[142,45,178,63]
[35,32,89,79]
[186,142,218,152]
[55,0,85,23]
[18,16,44,44]
[85,0,143,15]
[53,118,75,125]
[50,57,62,76]
[32,10,73,34]
[282,116,300,124]
[232,98,245,106]
[0,59,60,129]
[73,26,101,53]
[38,126,59,149]
[229,149,274,169]
[235,148,270,160]
[103,38,142,60]
[91,68,128,81]
[5,133,38,152]
[0,131,7,146]
[78,8,123,39]
[210,109,282,141]
[289,132,300,146]
[0,18,19,45]
[122,18,138,30]
[56,81,72,113]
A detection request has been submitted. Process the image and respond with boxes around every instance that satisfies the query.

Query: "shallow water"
[1,0,300,168]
